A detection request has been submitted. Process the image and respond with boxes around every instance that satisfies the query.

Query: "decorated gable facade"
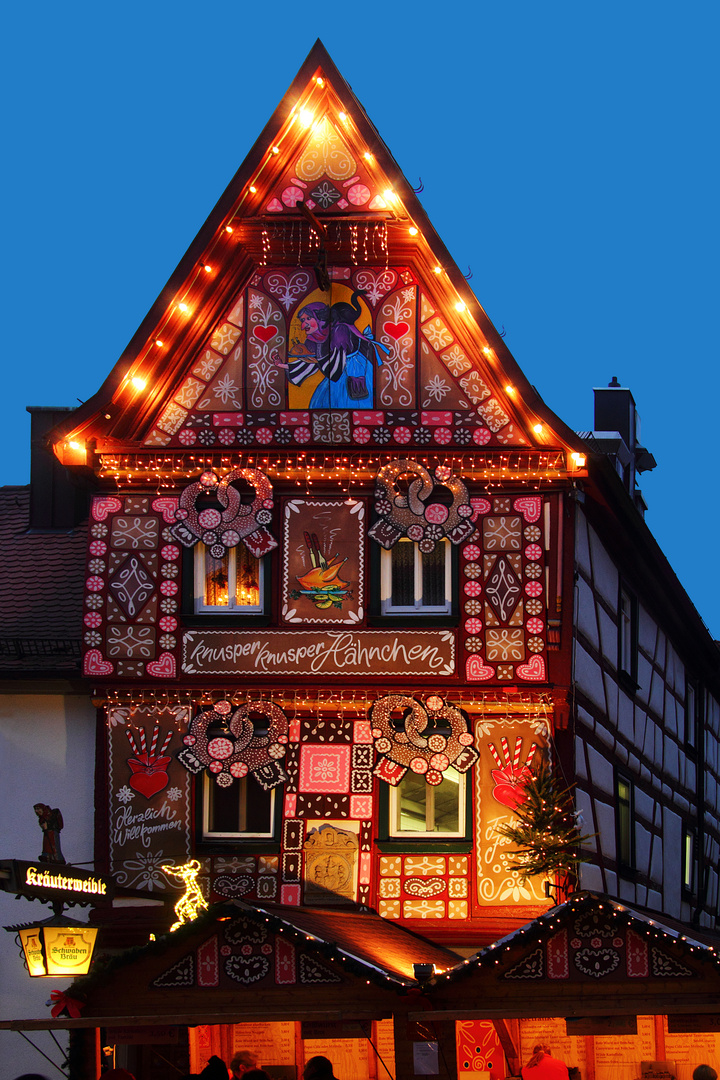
[48,41,720,956]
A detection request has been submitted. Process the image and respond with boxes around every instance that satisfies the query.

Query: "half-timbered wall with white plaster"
[0,692,96,1074]
[573,506,720,927]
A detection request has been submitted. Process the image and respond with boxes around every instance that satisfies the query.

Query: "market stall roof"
[252,900,460,981]
[0,900,460,1031]
[420,891,720,1021]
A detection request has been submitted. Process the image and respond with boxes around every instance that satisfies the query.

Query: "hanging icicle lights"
[101,686,557,722]
[97,450,571,490]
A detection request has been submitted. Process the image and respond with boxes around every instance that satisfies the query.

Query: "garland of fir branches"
[494,759,594,883]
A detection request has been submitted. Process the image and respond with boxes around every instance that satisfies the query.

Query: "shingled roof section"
[0,486,87,676]
[253,901,461,980]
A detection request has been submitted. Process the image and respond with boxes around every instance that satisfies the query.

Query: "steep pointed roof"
[49,40,586,470]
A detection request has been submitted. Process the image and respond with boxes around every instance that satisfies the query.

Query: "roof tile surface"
[0,486,87,673]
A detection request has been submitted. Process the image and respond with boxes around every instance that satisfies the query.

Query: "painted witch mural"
[272,289,389,408]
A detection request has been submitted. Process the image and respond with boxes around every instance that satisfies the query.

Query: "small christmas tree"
[495,759,593,885]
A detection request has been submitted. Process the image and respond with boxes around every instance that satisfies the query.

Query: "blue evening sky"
[2,2,718,635]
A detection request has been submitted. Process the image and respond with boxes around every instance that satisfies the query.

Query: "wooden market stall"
[4,894,720,1080]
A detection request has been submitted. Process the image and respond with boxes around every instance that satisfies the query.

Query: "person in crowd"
[200,1056,230,1080]
[230,1051,259,1078]
[693,1067,718,1080]
[521,1045,570,1080]
[303,1057,338,1080]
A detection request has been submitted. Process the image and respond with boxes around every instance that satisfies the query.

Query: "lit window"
[202,773,276,840]
[682,827,696,894]
[195,543,264,613]
[615,774,634,869]
[389,767,465,837]
[380,539,451,614]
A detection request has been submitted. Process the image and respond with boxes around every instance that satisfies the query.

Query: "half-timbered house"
[2,39,720,1080]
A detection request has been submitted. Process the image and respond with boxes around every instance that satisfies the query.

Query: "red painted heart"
[466,655,494,681]
[516,655,546,681]
[146,652,176,678]
[491,766,532,810]
[84,649,114,676]
[383,321,410,341]
[253,326,277,343]
[127,758,170,798]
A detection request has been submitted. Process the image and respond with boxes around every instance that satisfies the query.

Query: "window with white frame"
[202,772,276,840]
[389,766,465,837]
[380,539,451,614]
[194,543,264,613]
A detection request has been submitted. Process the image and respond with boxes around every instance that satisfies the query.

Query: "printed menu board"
[232,1021,296,1065]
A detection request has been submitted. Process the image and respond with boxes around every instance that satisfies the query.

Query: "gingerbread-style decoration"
[368,459,474,553]
[303,824,359,905]
[170,467,278,559]
[177,700,288,790]
[370,693,478,786]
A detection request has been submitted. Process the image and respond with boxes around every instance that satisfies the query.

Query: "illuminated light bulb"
[178,303,189,313]
[299,108,313,127]
[204,264,212,273]
[505,384,515,394]
[155,339,164,347]
[225,225,234,233]
[339,111,347,121]
[271,145,280,155]
[408,226,418,236]
[570,451,587,467]
[533,423,544,435]
[383,188,395,201]
[315,76,324,88]
[433,265,442,275]
[68,441,83,451]
[455,300,466,313]
[249,185,257,194]
[131,377,147,391]
[363,151,373,162]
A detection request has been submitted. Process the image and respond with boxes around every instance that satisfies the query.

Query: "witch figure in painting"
[272,290,389,409]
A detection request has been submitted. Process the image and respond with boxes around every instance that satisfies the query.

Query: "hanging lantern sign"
[11,917,98,977]
[0,860,113,905]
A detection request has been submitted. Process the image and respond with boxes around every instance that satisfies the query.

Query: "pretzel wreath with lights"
[177,699,288,790]
[170,466,278,559]
[368,459,475,552]
[370,693,478,786]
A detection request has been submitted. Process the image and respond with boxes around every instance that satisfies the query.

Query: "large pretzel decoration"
[370,693,478,786]
[177,700,288,790]
[170,467,278,559]
[368,460,475,553]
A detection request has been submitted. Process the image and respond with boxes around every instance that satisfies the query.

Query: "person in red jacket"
[521,1045,569,1080]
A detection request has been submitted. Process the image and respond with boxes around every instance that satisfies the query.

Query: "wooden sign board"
[302,1021,368,1040]
[182,628,455,677]
[668,1015,720,1033]
[566,1016,638,1036]
[113,1026,179,1044]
